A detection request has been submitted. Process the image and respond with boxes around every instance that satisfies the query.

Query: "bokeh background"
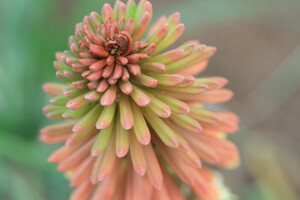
[0,0,299,199]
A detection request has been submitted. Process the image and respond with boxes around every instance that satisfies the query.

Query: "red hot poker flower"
[41,0,240,199]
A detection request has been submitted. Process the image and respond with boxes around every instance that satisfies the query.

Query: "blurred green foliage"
[0,0,299,199]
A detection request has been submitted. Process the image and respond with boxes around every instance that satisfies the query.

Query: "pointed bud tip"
[161,106,172,118]
[96,121,110,130]
[42,84,48,92]
[65,138,76,146]
[100,100,113,107]
[69,181,78,188]
[66,102,75,110]
[178,23,185,31]
[170,139,179,148]
[57,165,66,172]
[90,177,99,185]
[139,135,151,145]
[136,167,146,176]
[217,77,228,86]
[149,79,158,87]
[174,12,180,17]
[122,121,134,130]
[116,148,128,158]
[48,155,58,162]
[40,128,47,135]
[103,3,111,8]
[209,46,217,53]
[153,182,163,190]
[194,123,203,132]
[91,150,101,157]
[180,144,191,153]
[137,96,151,107]
[97,173,106,182]
[180,104,190,114]
[72,126,84,133]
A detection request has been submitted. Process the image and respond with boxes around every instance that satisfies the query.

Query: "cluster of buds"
[41,0,240,199]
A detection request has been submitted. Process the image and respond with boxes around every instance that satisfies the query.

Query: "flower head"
[41,0,240,199]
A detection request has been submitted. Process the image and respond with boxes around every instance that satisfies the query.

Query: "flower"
[40,0,240,199]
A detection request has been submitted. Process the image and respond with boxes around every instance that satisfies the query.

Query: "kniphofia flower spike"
[41,0,240,199]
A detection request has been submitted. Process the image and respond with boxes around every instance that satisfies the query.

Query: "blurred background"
[0,0,299,199]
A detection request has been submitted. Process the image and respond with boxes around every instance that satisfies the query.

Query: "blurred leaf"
[0,130,51,171]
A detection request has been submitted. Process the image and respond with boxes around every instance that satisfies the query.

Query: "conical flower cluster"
[41,0,240,199]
